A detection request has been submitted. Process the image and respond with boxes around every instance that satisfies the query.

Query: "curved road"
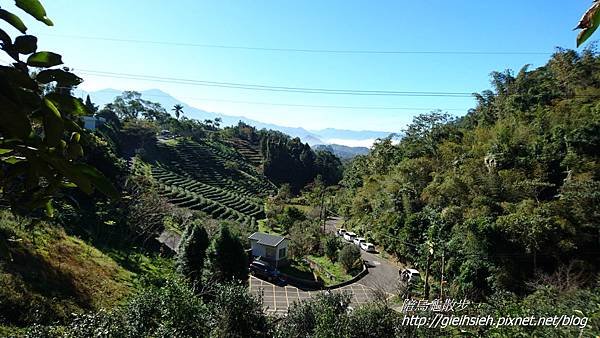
[250,216,403,315]
[326,216,404,294]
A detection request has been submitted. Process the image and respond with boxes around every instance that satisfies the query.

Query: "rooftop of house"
[248,232,286,247]
[156,229,181,253]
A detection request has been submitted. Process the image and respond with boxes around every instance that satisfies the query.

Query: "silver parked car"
[399,268,421,284]
[343,231,357,242]
[353,237,366,246]
[360,242,376,252]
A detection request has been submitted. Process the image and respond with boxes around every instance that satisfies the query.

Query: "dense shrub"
[323,235,341,262]
[338,244,361,272]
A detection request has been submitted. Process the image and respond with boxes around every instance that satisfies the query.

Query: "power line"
[78,69,476,97]
[101,91,467,112]
[42,33,553,56]
[78,69,600,100]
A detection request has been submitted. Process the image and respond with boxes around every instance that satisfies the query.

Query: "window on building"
[265,247,276,258]
[278,247,287,258]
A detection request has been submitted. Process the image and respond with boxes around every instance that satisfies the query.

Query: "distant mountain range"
[83,88,393,151]
[313,144,370,160]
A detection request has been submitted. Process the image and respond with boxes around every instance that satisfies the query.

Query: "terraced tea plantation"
[228,138,263,167]
[150,138,275,225]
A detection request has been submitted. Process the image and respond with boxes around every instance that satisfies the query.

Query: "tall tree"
[208,224,249,282]
[177,220,210,286]
[84,94,98,114]
[172,104,184,120]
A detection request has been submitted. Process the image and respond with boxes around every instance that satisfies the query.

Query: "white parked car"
[337,228,347,237]
[353,237,366,246]
[360,242,376,252]
[343,231,357,242]
[399,268,421,284]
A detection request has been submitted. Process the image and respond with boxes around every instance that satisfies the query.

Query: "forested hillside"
[337,48,600,299]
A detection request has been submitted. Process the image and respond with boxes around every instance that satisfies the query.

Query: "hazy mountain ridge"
[83,89,392,147]
[313,144,370,160]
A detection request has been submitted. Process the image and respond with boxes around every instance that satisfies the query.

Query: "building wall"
[250,239,266,257]
[250,239,290,267]
[275,240,289,261]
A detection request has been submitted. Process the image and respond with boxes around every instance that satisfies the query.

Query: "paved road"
[249,276,385,316]
[327,216,404,294]
[250,216,403,315]
[360,251,402,294]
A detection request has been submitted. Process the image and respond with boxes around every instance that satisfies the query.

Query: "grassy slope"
[0,211,133,329]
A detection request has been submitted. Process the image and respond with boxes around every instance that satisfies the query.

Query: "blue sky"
[1,1,593,132]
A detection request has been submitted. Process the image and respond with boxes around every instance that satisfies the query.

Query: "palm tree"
[172,104,184,120]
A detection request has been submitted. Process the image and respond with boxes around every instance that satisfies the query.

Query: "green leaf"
[36,69,82,86]
[15,0,53,26]
[41,98,64,147]
[27,51,62,68]
[40,152,118,199]
[576,2,600,47]
[2,155,25,164]
[61,181,77,188]
[41,153,93,194]
[69,132,80,143]
[74,163,120,199]
[45,93,88,116]
[14,35,37,54]
[0,9,27,33]
[64,119,83,133]
[0,148,13,155]
[44,199,54,217]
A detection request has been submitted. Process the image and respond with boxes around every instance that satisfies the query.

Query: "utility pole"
[424,242,433,299]
[320,190,326,233]
[440,248,445,300]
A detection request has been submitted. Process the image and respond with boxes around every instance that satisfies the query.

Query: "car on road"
[250,260,286,285]
[343,231,357,242]
[353,237,366,246]
[337,228,347,237]
[360,242,376,252]
[399,268,421,284]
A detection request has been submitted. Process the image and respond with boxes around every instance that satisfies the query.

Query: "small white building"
[82,116,106,131]
[248,232,289,267]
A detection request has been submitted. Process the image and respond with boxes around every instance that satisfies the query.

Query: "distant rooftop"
[248,232,286,247]
[157,229,181,253]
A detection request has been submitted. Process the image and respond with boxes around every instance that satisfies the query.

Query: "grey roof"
[157,229,182,253]
[248,232,286,247]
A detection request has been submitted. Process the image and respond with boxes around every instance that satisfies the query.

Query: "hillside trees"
[105,91,169,122]
[261,130,343,192]
[338,47,600,300]
[315,149,343,185]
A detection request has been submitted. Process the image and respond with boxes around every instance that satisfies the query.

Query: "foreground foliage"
[0,0,117,217]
